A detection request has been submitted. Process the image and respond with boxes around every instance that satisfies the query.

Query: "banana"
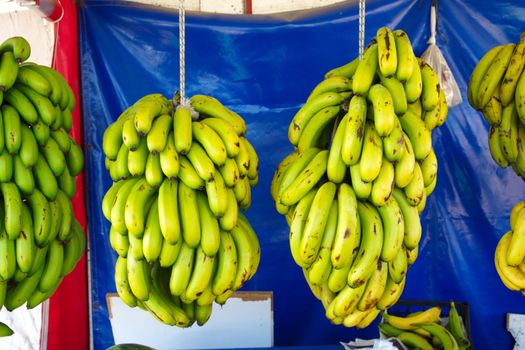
[394,30,415,82]
[196,191,221,256]
[2,105,21,155]
[1,182,21,240]
[420,149,438,188]
[212,230,238,296]
[134,99,172,136]
[50,129,71,154]
[383,116,405,162]
[308,200,337,285]
[42,137,67,177]
[359,120,383,182]
[16,203,35,273]
[327,262,353,293]
[488,125,510,167]
[47,196,62,242]
[231,222,258,289]
[499,102,519,163]
[33,152,58,200]
[185,246,215,302]
[178,181,201,247]
[404,161,425,206]
[61,229,82,276]
[406,244,419,265]
[281,150,329,206]
[371,159,395,207]
[122,116,140,151]
[126,253,150,301]
[114,256,137,308]
[348,202,383,288]
[419,59,441,111]
[127,233,144,260]
[144,152,163,187]
[289,189,316,267]
[278,148,319,204]
[157,178,181,244]
[383,307,441,330]
[379,74,408,116]
[330,283,366,318]
[177,155,204,189]
[299,182,336,265]
[397,332,433,350]
[414,323,459,350]
[516,62,525,123]
[19,126,38,170]
[353,43,379,96]
[157,132,180,179]
[242,138,258,181]
[4,86,38,125]
[448,302,471,348]
[379,322,404,337]
[407,99,423,118]
[38,239,64,293]
[195,303,213,326]
[110,143,130,181]
[468,45,504,109]
[16,65,51,97]
[204,169,228,217]
[16,84,56,125]
[271,152,298,201]
[236,213,260,280]
[201,117,241,158]
[219,157,239,188]
[477,44,515,109]
[103,117,126,160]
[235,135,251,178]
[399,111,432,160]
[388,247,408,283]
[186,141,215,182]
[0,226,15,281]
[124,178,157,236]
[190,95,246,136]
[169,242,195,296]
[378,196,405,262]
[159,238,181,268]
[288,92,344,145]
[377,27,397,77]
[482,89,503,126]
[324,57,359,79]
[142,201,163,263]
[405,58,423,103]
[511,201,525,230]
[0,36,30,62]
[219,189,239,231]
[110,178,139,232]
[495,232,525,289]
[32,120,49,146]
[423,102,440,131]
[127,137,148,177]
[172,106,193,155]
[0,150,12,183]
[0,51,18,91]
[357,261,388,311]
[331,183,360,269]
[341,96,367,165]
[392,188,422,250]
[4,264,44,311]
[28,244,48,276]
[23,64,62,106]
[394,133,416,188]
[349,163,372,200]
[191,122,227,168]
[146,113,172,155]
[66,137,84,177]
[298,106,340,153]
[308,76,353,102]
[109,225,129,257]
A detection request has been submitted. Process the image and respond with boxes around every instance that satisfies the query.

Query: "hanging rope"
[179,0,187,106]
[358,0,366,59]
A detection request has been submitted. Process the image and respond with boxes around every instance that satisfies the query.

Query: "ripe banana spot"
[357,126,363,138]
[293,122,300,131]
[344,229,350,239]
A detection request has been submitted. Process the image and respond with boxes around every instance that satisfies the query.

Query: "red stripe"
[245,0,252,14]
[47,0,89,349]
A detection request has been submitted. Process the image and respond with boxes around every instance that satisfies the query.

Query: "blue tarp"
[78,1,525,349]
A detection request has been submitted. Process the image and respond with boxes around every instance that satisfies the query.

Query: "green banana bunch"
[102,92,261,327]
[274,27,447,328]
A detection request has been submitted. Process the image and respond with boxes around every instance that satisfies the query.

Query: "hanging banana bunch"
[272,26,447,328]
[0,36,85,319]
[102,93,261,327]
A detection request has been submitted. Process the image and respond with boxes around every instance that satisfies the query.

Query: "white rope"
[428,3,437,45]
[179,0,187,106]
[358,0,366,59]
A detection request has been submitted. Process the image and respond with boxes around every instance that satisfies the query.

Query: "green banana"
[16,83,56,125]
[308,200,337,285]
[147,113,172,155]
[324,57,359,79]
[379,74,408,116]
[178,181,201,247]
[159,132,179,179]
[349,163,372,200]
[289,189,316,268]
[488,125,510,167]
[16,203,35,273]
[414,323,459,350]
[399,110,432,160]
[219,157,239,188]
[114,256,137,308]
[186,141,215,182]
[370,159,395,207]
[0,51,18,91]
[405,58,423,103]
[32,120,50,146]
[169,242,195,296]
[383,116,405,162]
[142,201,163,263]
[5,263,44,311]
[219,189,239,232]
[158,178,181,244]
[397,332,433,350]
[377,27,397,77]
[185,246,215,302]
[66,137,84,177]
[378,196,405,262]
[341,95,367,165]
[16,65,51,97]
[0,149,12,183]
[394,132,416,187]
[404,161,425,206]
[298,106,339,153]
[126,253,150,301]
[394,30,415,82]
[359,120,383,182]
[4,86,38,125]
[127,137,148,177]
[331,183,360,269]
[41,137,67,177]
[103,117,126,160]
[0,36,31,62]
[192,121,227,166]
[307,76,353,101]
[353,43,379,96]
[33,153,58,200]
[39,239,64,293]
[2,105,21,155]
[205,169,228,218]
[124,178,157,236]
[122,116,140,151]
[20,125,39,168]
[392,188,422,250]
[1,182,21,240]
[196,191,221,256]
[201,117,241,158]
[133,98,172,136]
[159,238,181,268]
[144,152,163,187]
[499,102,519,163]
[419,59,441,111]
[109,225,129,257]
[173,106,193,154]
[190,95,246,136]
[420,148,438,187]
[110,178,138,232]
[212,230,238,296]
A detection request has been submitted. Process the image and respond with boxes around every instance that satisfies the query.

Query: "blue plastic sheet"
[78,1,525,349]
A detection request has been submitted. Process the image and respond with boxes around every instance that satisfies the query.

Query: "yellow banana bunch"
[102,92,261,327]
[273,27,448,328]
[468,32,525,178]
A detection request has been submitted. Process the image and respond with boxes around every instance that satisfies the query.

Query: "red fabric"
[47,0,89,349]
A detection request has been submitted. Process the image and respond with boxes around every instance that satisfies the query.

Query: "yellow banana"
[308,76,353,102]
[383,116,405,162]
[196,191,221,256]
[124,178,157,236]
[126,253,150,301]
[298,106,340,153]
[341,96,367,165]
[109,225,129,257]
[178,155,205,190]
[186,141,215,182]
[144,152,163,187]
[122,116,140,151]
[190,95,246,136]
[394,30,415,82]
[359,120,383,182]
[477,44,515,109]
[201,117,241,158]
[511,201,525,230]
[388,247,408,283]
[219,189,239,231]
[357,261,388,311]
[219,157,239,188]
[147,113,172,154]
[331,183,360,269]
[383,307,441,330]
[169,242,195,296]
[158,178,181,244]
[178,181,201,247]
[419,59,441,111]
[192,121,227,166]
[185,246,215,302]
[134,98,172,136]
[468,45,504,109]
[212,230,238,296]
[378,197,405,262]
[482,88,502,126]
[159,131,179,179]
[404,58,423,103]
[110,143,130,181]
[114,256,137,308]
[399,111,432,160]
[371,159,395,207]
[349,163,372,200]
[496,232,525,289]
[324,57,359,79]
[231,221,259,289]
[110,178,139,232]
[173,106,193,154]
[127,137,148,177]
[348,202,383,288]
[499,102,519,163]
[159,238,182,268]
[330,283,366,318]
[392,188,422,250]
[327,263,353,293]
[353,43,379,96]
[377,27,397,77]
[288,91,343,146]
[205,169,228,217]
[516,60,525,123]
[289,189,316,268]
[404,161,425,206]
[308,200,337,285]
